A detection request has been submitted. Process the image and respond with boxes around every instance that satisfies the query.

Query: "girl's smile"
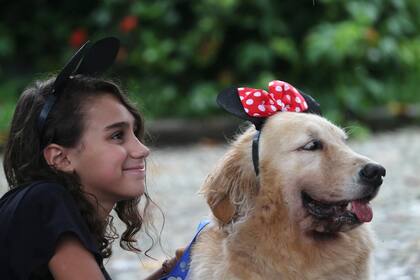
[122,164,146,176]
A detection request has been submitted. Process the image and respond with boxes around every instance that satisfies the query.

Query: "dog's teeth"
[346,203,352,211]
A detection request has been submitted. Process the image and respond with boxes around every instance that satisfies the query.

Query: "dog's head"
[202,112,385,236]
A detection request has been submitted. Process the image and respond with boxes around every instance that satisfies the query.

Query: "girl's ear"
[43,144,74,173]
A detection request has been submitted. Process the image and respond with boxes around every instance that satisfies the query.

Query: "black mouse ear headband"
[37,36,120,144]
[217,80,322,176]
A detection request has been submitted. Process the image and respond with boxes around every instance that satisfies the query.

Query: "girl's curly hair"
[3,75,153,258]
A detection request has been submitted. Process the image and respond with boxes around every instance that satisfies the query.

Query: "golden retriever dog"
[189,112,385,280]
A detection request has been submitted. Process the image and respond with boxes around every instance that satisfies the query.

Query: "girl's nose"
[129,136,150,159]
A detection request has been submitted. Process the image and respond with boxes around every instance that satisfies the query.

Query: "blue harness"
[160,220,210,280]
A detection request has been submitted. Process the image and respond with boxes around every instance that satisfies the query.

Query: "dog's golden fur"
[189,112,378,280]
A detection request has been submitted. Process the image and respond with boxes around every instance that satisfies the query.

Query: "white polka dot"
[253,113,260,117]
[253,91,261,97]
[269,81,274,86]
[303,101,308,108]
[258,104,266,112]
[245,91,251,95]
[246,99,254,105]
[284,84,290,90]
[271,105,277,111]
[295,97,301,103]
[238,87,244,90]
[277,100,283,106]
[275,86,282,92]
[269,100,274,105]
[240,96,244,100]
[245,108,249,113]
[295,107,301,112]
[285,95,291,102]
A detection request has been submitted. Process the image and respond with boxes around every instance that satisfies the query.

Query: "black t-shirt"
[0,181,112,279]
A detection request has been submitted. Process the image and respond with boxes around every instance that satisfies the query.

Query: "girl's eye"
[301,140,323,151]
[111,131,124,140]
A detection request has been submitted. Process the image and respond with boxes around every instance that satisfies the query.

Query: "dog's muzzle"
[302,163,386,234]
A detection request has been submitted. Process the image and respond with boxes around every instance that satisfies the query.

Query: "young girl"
[0,39,179,279]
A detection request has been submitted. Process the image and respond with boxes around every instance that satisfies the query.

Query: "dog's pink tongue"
[351,200,373,222]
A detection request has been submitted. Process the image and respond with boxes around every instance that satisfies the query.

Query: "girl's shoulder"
[23,180,66,196]
[0,180,96,246]
[0,181,67,202]
[0,181,70,215]
[0,180,82,238]
[1,180,92,238]
[0,181,102,278]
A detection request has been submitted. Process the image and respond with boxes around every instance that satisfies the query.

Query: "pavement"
[1,127,420,279]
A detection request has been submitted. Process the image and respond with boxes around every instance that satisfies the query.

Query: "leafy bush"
[1,0,420,145]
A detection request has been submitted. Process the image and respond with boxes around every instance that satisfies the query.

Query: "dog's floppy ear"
[209,196,235,225]
[201,131,258,224]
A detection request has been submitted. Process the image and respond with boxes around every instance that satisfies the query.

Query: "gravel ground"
[1,128,420,279]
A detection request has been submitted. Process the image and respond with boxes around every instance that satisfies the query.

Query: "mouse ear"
[52,41,92,94]
[217,87,266,130]
[300,91,322,116]
[77,36,120,76]
[38,37,121,143]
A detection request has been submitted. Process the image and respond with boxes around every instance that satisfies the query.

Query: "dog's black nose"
[359,163,386,187]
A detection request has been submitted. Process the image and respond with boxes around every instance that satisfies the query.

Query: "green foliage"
[1,0,420,145]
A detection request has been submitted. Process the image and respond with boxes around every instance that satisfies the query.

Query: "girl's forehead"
[84,94,135,127]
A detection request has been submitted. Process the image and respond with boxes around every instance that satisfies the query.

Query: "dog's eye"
[302,140,323,151]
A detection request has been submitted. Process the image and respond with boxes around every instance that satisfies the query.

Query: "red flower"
[69,28,88,48]
[120,15,138,33]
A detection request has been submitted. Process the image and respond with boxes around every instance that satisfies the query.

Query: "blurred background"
[1,0,420,279]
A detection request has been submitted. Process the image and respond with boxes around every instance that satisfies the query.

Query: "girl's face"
[67,94,149,208]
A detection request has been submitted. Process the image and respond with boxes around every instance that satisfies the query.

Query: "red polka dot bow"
[238,80,308,117]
